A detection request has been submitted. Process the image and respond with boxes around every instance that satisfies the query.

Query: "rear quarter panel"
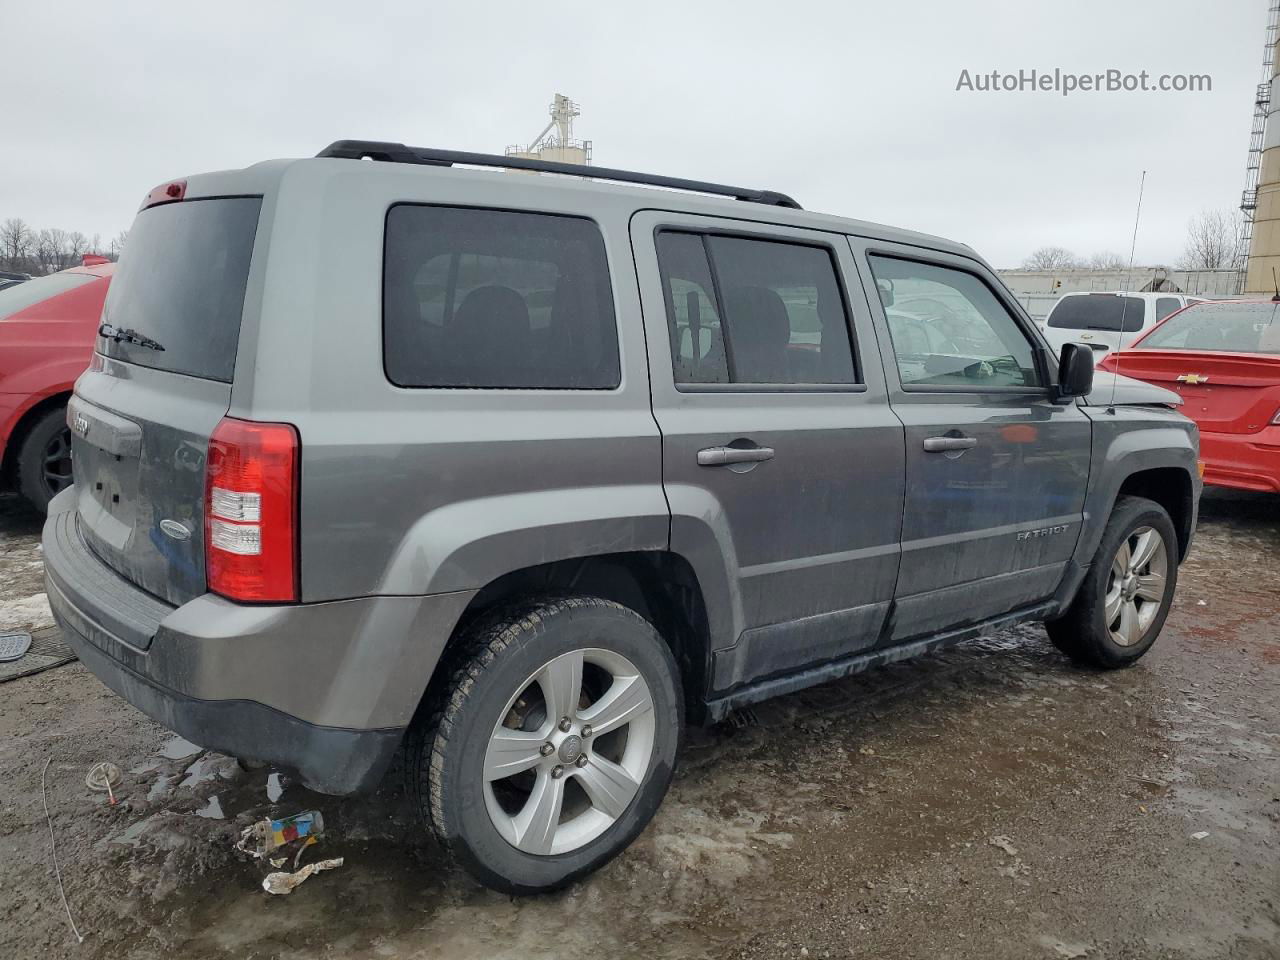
[234,161,668,602]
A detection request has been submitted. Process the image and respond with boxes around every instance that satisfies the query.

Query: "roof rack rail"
[315,140,802,210]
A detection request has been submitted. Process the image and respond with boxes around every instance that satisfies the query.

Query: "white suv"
[1040,291,1205,359]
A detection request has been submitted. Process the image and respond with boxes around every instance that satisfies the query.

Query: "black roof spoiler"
[315,140,802,210]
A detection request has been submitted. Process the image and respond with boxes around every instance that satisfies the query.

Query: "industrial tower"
[506,94,592,166]
[1242,3,1280,293]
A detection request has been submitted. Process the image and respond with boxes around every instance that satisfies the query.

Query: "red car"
[1098,299,1280,493]
[0,259,114,511]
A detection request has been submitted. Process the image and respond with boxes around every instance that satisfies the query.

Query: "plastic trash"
[85,762,122,805]
[236,810,325,859]
[262,858,344,895]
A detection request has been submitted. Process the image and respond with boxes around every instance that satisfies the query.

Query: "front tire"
[410,597,682,894]
[1047,495,1178,668]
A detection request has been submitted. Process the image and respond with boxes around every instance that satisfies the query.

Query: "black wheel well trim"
[440,551,714,724]
[1113,466,1196,561]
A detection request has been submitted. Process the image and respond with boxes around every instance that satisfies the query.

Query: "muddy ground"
[0,491,1276,960]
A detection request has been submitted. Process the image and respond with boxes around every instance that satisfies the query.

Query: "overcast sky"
[0,0,1262,267]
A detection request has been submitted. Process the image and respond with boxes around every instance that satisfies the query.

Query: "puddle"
[148,774,176,802]
[266,772,283,803]
[195,795,225,819]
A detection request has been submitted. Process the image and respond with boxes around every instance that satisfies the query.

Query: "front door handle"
[923,436,977,453]
[697,445,775,466]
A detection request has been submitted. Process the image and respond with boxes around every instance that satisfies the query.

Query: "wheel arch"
[440,551,715,724]
[1,389,71,488]
[1115,467,1195,561]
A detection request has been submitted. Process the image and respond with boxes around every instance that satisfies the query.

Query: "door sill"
[703,600,1056,723]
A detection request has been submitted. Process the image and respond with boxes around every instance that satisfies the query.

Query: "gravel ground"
[0,490,1276,960]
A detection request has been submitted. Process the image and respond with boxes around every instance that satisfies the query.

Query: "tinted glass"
[1156,297,1181,322]
[868,255,1041,388]
[655,232,729,383]
[655,231,857,385]
[0,272,94,320]
[1138,301,1280,354]
[100,198,262,381]
[383,206,619,389]
[1047,294,1146,332]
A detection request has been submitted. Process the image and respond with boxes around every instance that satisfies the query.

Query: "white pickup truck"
[1040,291,1206,359]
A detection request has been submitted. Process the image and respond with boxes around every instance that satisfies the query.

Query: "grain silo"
[1243,4,1280,293]
[505,94,592,166]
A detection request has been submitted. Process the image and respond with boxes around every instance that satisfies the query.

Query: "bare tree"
[60,231,90,270]
[3,219,129,274]
[1088,250,1127,270]
[34,228,66,274]
[1177,208,1245,271]
[0,217,33,271]
[108,229,129,262]
[1022,246,1082,271]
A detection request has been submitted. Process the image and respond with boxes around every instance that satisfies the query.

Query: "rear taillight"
[140,179,187,210]
[205,417,299,603]
[1272,407,1280,426]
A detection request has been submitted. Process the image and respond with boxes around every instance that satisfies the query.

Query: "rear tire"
[16,406,73,514]
[409,596,682,894]
[1047,495,1178,668]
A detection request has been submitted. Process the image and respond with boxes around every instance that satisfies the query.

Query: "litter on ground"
[262,857,344,895]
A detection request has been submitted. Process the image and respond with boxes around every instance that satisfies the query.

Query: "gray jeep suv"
[44,142,1201,893]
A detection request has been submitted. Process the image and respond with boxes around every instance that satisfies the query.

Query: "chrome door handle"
[697,445,775,466]
[923,436,977,452]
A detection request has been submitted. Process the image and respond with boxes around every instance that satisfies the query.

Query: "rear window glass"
[99,197,262,382]
[383,205,619,389]
[0,272,95,320]
[1047,294,1145,332]
[1138,302,1280,353]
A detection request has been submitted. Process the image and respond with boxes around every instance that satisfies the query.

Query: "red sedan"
[0,258,114,511]
[1098,299,1280,493]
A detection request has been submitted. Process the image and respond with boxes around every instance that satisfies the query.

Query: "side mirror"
[1056,342,1094,401]
[876,278,895,308]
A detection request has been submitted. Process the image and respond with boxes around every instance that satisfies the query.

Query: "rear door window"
[100,197,262,381]
[655,231,857,385]
[1047,294,1146,332]
[383,206,619,389]
[1156,297,1181,322]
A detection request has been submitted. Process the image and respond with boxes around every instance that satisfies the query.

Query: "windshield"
[1138,301,1280,354]
[1047,294,1146,332]
[0,272,95,320]
[99,197,261,381]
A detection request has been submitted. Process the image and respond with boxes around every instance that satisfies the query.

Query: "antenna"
[1107,170,1147,414]
[1272,266,1280,301]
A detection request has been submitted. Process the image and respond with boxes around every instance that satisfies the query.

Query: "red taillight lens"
[205,417,299,603]
[140,179,187,210]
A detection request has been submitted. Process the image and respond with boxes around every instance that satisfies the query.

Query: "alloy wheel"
[42,427,73,499]
[1104,525,1168,647]
[482,647,655,856]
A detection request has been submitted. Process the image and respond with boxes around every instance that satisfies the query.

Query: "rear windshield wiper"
[98,323,165,352]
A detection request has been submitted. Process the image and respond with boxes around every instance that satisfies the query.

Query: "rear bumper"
[1200,428,1280,493]
[42,489,476,794]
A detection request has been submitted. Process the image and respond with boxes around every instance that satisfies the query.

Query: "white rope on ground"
[41,757,86,944]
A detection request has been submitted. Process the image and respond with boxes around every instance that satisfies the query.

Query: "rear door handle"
[697,445,775,466]
[923,436,977,452]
